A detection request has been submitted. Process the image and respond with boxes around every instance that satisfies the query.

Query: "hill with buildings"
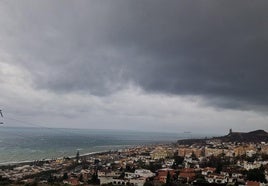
[177,129,268,145]
[218,129,268,143]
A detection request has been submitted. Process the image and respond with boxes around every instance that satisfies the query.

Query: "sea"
[0,127,204,165]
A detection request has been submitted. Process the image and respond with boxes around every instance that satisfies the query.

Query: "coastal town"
[1,1,268,185]
[1,130,268,186]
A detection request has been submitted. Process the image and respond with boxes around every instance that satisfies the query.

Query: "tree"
[246,167,267,183]
[166,171,171,186]
[88,171,100,185]
[216,162,223,173]
[261,153,268,161]
[126,165,135,172]
[76,150,80,163]
[47,174,55,183]
[119,172,125,179]
[194,173,208,185]
[172,156,184,168]
[79,174,84,182]
[149,162,162,172]
[24,182,38,186]
[143,181,154,186]
[191,152,198,161]
[0,175,11,185]
[63,172,68,180]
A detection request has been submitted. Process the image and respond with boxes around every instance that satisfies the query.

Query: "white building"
[134,169,155,178]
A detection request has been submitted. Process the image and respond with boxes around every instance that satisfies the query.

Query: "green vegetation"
[0,175,11,185]
[87,171,100,185]
[171,156,184,169]
[245,166,267,183]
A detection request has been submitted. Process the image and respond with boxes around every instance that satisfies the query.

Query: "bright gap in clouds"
[0,62,267,134]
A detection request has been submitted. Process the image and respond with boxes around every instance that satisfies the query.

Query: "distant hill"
[218,129,268,143]
[177,129,268,145]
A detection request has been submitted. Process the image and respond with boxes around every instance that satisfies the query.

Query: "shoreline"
[0,141,172,167]
[0,144,154,167]
[0,150,116,167]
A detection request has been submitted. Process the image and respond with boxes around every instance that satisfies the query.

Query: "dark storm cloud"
[1,0,268,109]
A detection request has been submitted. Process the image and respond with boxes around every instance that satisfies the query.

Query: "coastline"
[0,150,114,167]
[0,144,150,167]
[0,142,173,167]
[0,127,183,166]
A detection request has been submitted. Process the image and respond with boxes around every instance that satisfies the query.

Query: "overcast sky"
[0,0,268,134]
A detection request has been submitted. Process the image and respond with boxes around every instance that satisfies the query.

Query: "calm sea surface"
[0,127,203,164]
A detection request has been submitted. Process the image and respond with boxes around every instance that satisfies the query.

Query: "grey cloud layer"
[1,1,268,109]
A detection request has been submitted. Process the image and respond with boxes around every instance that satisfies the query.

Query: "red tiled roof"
[68,178,79,186]
[179,172,195,177]
[203,167,216,172]
[246,181,260,186]
[180,168,195,173]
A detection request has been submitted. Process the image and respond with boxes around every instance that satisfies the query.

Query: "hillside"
[177,129,268,145]
[218,129,268,143]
